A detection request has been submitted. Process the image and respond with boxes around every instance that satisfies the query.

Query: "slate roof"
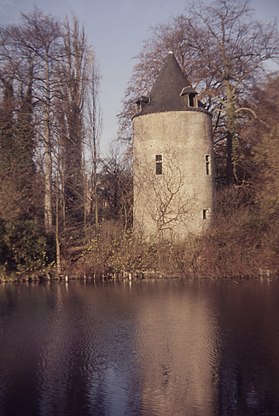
[138,52,197,115]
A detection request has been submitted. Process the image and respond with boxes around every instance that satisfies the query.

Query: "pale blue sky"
[1,0,278,154]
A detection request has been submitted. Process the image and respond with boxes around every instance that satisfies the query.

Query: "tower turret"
[133,52,215,241]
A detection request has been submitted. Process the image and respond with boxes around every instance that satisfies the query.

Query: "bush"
[0,219,53,273]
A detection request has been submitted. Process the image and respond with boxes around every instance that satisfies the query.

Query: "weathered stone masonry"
[133,52,215,241]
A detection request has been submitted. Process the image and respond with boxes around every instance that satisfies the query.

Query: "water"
[0,279,279,416]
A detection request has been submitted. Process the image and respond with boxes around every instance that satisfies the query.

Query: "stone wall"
[133,110,215,241]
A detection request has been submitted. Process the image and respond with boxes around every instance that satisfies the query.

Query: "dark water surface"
[0,279,279,416]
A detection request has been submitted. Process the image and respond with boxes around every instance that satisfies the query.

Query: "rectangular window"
[205,154,210,175]
[202,209,208,220]
[155,154,162,175]
[189,93,195,107]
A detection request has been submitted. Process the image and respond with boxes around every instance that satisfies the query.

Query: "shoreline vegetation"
[0,266,277,284]
[1,193,278,284]
[0,259,277,284]
[0,274,277,284]
[1,183,279,283]
[2,178,279,283]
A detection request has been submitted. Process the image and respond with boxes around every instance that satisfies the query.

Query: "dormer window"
[180,86,198,108]
[136,96,149,112]
[188,93,196,107]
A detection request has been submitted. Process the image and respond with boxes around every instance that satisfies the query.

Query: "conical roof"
[139,52,196,115]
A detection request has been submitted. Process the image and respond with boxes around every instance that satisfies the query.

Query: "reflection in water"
[0,280,279,416]
[215,281,279,416]
[134,282,218,415]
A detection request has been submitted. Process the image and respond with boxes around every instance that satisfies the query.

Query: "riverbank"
[1,205,279,283]
[0,269,279,284]
[1,233,278,282]
[1,184,279,284]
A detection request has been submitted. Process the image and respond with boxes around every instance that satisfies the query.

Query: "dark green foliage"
[13,78,36,217]
[0,219,9,266]
[0,77,15,174]
[0,220,54,273]
[0,74,36,220]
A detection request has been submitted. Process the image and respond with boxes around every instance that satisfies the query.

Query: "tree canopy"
[119,0,279,184]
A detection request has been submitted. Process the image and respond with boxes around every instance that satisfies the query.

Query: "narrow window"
[155,154,162,175]
[189,93,196,107]
[202,209,208,220]
[205,154,210,175]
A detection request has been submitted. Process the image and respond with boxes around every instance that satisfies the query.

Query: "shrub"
[1,219,53,273]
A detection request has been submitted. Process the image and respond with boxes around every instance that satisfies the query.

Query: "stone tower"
[133,52,215,241]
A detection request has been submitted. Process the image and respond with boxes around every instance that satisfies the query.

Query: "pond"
[0,279,279,416]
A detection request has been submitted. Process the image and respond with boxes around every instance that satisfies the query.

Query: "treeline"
[1,0,279,279]
[0,10,132,277]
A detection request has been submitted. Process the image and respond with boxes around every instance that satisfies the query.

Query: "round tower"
[133,52,215,241]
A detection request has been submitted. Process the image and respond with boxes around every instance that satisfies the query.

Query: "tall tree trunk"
[92,126,99,227]
[44,59,53,232]
[55,174,61,275]
[226,82,236,185]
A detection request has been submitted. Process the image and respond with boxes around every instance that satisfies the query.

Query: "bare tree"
[24,11,63,231]
[134,147,193,241]
[120,0,279,184]
[99,144,133,230]
[0,10,64,230]
[0,10,102,273]
[57,17,89,226]
[189,0,278,183]
[85,49,102,227]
